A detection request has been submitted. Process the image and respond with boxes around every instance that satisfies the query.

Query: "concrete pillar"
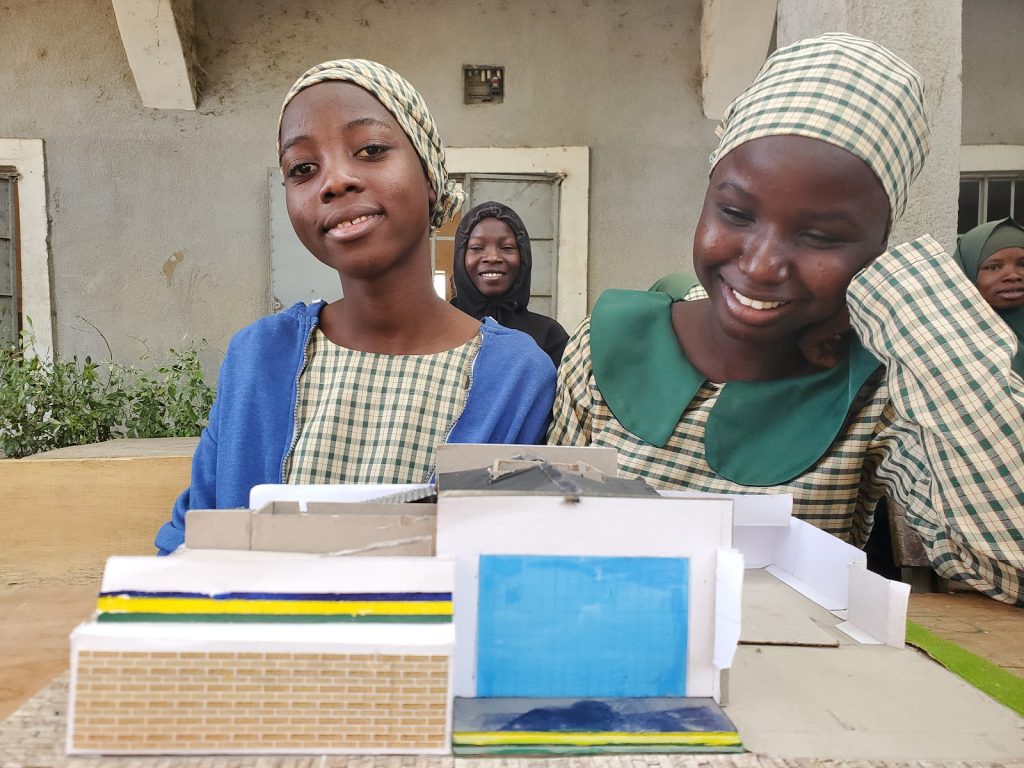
[776,0,962,252]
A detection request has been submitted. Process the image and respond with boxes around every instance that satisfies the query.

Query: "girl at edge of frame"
[154,59,556,555]
[548,33,1024,606]
[451,201,570,367]
[952,216,1024,376]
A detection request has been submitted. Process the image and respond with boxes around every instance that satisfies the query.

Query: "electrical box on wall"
[463,65,504,105]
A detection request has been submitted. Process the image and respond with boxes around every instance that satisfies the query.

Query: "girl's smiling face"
[693,135,890,347]
[464,217,521,297]
[975,247,1024,311]
[279,81,435,280]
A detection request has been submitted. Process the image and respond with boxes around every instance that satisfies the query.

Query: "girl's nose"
[737,234,789,283]
[318,161,361,202]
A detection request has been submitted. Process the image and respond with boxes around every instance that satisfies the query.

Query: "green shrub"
[0,328,215,458]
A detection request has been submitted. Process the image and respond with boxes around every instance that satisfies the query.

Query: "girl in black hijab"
[452,201,569,366]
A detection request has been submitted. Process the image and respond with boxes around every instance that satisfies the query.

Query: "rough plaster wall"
[962,0,1024,146]
[1,0,715,367]
[0,0,267,366]
[777,0,962,253]
[193,0,714,322]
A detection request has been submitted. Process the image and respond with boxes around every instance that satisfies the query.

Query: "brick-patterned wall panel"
[71,650,450,753]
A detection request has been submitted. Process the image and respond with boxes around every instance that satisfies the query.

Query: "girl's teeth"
[340,215,372,228]
[732,289,784,310]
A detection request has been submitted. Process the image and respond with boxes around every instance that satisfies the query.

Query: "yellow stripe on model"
[96,597,452,616]
[452,731,742,747]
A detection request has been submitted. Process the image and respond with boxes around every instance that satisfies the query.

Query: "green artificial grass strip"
[906,620,1024,716]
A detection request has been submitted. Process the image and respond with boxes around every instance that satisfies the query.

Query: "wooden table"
[2,439,1021,764]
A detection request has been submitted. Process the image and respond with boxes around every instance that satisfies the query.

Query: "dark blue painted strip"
[97,591,452,601]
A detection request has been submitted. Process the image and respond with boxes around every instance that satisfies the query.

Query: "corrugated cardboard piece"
[434,443,619,476]
[186,501,436,555]
[187,446,621,555]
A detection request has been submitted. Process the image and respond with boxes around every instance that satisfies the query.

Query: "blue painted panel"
[477,555,689,697]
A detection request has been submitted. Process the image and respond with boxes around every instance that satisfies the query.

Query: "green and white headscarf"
[278,59,465,231]
[710,33,930,228]
[953,217,1024,376]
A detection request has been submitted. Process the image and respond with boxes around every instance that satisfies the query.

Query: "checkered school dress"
[286,329,481,484]
[549,238,1024,606]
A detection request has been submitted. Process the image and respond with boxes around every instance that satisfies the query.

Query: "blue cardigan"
[154,302,555,554]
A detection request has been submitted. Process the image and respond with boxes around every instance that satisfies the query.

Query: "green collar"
[591,289,883,486]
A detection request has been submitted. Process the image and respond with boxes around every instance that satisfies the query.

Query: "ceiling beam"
[111,0,198,110]
[700,0,778,120]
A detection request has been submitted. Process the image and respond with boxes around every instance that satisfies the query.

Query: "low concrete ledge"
[0,437,197,587]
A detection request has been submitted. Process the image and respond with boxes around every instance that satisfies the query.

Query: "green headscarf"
[953,217,1024,376]
[710,33,929,229]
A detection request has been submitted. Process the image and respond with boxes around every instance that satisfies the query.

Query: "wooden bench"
[0,437,196,587]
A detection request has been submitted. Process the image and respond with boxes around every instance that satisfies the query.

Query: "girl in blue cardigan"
[155,60,554,554]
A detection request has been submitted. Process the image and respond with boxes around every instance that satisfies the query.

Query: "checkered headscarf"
[709,33,930,227]
[279,59,465,231]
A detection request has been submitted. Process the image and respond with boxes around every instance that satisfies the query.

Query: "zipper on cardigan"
[279,311,319,482]
[426,327,482,484]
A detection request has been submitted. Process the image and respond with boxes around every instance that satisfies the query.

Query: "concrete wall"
[777,0,963,254]
[1,0,716,366]
[962,0,1024,146]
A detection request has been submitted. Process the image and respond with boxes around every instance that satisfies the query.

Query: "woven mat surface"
[3,674,1022,768]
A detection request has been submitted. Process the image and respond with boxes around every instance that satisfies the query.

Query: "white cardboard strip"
[659,491,792,568]
[659,490,793,526]
[714,548,744,669]
[769,517,866,611]
[71,620,454,654]
[249,483,430,511]
[840,562,911,647]
[101,554,454,594]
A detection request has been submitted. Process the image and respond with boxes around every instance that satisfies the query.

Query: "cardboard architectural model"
[68,556,455,755]
[67,448,746,756]
[436,490,742,754]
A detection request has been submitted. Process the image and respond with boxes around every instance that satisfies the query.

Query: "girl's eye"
[287,162,316,178]
[720,206,753,224]
[802,231,843,247]
[356,143,390,158]
[501,245,517,252]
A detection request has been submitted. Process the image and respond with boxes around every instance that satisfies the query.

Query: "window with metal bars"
[958,174,1024,236]
[0,170,18,346]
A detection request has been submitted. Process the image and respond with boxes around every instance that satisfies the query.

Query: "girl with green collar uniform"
[549,34,1024,606]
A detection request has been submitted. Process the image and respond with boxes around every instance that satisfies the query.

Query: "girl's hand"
[798,306,852,369]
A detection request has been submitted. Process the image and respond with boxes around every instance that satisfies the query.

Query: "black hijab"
[451,201,568,366]
[452,201,533,324]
